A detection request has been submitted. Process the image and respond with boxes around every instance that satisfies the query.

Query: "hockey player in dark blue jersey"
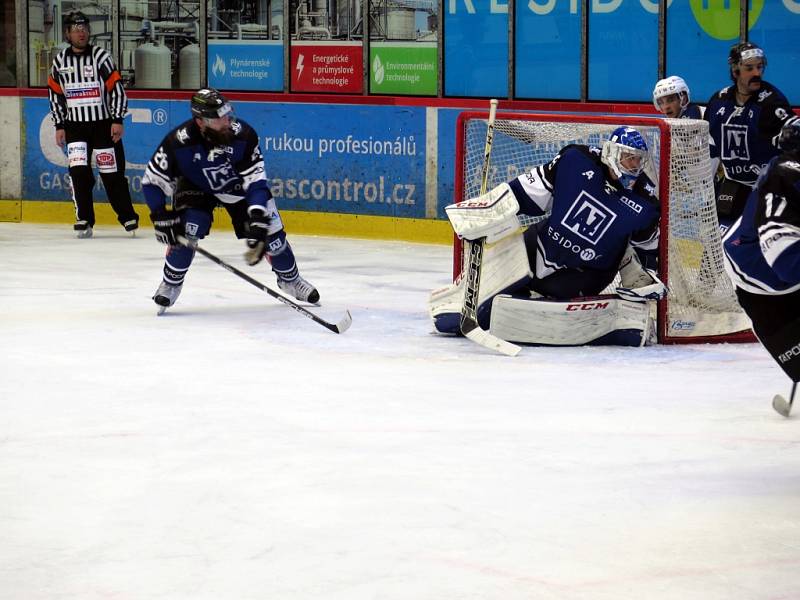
[652,76,704,119]
[142,88,319,312]
[723,120,800,391]
[705,42,798,227]
[429,127,667,347]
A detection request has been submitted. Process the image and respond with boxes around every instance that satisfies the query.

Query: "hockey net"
[452,111,754,344]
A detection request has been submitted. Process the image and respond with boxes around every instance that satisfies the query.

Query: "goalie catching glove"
[616,245,667,302]
[243,206,270,266]
[150,210,183,246]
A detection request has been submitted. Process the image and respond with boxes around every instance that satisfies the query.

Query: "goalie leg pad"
[488,294,653,347]
[430,231,533,334]
[445,183,521,243]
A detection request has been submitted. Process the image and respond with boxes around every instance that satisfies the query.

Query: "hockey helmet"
[601,127,649,186]
[190,88,233,120]
[779,120,800,157]
[652,76,690,112]
[728,41,766,79]
[63,11,90,32]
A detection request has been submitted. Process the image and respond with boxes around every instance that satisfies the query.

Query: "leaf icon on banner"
[373,54,384,85]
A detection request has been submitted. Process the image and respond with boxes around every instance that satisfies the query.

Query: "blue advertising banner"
[23,99,428,219]
[748,2,800,103]
[668,2,800,106]
[444,0,508,98]
[208,41,284,92]
[515,1,581,100]
[23,98,178,202]
[588,2,657,102]
[248,103,426,218]
[437,107,460,218]
[667,3,749,104]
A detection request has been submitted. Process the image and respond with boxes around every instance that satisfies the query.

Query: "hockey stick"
[772,381,797,418]
[178,236,352,334]
[459,99,521,357]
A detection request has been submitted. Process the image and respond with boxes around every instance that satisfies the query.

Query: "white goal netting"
[454,112,753,343]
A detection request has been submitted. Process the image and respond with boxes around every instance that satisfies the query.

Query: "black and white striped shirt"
[48,44,127,127]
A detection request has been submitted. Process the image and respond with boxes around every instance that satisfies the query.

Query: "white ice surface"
[1,223,799,600]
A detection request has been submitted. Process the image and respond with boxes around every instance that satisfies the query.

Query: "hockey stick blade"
[178,236,352,334]
[463,320,521,357]
[772,382,797,418]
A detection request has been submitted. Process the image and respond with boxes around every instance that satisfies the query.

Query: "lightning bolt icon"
[295,54,305,80]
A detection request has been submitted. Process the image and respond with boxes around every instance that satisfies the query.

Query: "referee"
[48,11,139,238]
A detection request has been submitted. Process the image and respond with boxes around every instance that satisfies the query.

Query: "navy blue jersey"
[142,118,270,212]
[705,81,797,187]
[724,155,800,295]
[682,103,704,119]
[509,145,660,280]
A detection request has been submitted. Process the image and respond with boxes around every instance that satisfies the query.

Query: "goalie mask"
[191,88,235,145]
[652,76,690,117]
[601,127,649,189]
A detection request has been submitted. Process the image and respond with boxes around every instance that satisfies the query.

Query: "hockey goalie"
[429,126,668,347]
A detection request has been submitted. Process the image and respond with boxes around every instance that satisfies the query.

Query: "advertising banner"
[290,42,363,93]
[23,99,177,202]
[23,99,428,219]
[444,1,507,97]
[369,43,437,96]
[253,103,426,217]
[208,40,284,92]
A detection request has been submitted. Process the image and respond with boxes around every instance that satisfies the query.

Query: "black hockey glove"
[150,210,183,246]
[243,206,270,266]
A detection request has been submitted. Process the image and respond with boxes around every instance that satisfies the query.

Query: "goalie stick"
[772,381,797,418]
[459,99,521,357]
[178,236,352,334]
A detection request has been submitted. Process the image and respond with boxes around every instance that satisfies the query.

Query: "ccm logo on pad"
[565,301,609,311]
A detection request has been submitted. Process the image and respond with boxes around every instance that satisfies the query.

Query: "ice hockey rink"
[2,222,799,600]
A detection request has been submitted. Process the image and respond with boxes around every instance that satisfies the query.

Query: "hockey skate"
[123,219,139,237]
[278,275,320,304]
[74,221,93,239]
[153,281,183,315]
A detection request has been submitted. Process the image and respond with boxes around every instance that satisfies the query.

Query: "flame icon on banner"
[373,54,384,85]
[212,55,226,77]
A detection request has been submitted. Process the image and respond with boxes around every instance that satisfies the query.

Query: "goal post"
[451,111,755,345]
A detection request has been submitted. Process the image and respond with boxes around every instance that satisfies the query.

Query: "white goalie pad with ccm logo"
[445,183,521,243]
[429,230,532,324]
[489,294,653,347]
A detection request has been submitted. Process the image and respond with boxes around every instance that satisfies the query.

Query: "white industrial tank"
[387,7,415,40]
[134,42,171,88]
[178,43,200,89]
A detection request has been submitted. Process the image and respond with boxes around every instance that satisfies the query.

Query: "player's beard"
[202,125,234,147]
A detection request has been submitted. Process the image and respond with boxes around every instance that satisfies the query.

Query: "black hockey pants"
[65,119,138,227]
